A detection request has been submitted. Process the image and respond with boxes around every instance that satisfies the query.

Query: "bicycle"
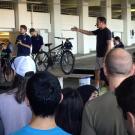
[34,37,75,74]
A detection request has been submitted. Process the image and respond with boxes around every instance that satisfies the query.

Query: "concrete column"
[50,0,62,47]
[100,0,112,27]
[14,0,27,51]
[122,0,131,46]
[14,0,27,31]
[78,0,89,54]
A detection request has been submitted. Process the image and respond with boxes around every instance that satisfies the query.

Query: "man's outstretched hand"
[71,26,78,32]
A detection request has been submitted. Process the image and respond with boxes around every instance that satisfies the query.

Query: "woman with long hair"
[55,88,83,135]
[0,56,36,135]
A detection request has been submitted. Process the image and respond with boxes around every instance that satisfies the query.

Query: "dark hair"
[20,25,27,31]
[115,75,135,119]
[55,88,83,135]
[114,36,121,42]
[26,71,61,117]
[77,85,98,104]
[7,71,34,104]
[97,16,106,24]
[29,28,35,33]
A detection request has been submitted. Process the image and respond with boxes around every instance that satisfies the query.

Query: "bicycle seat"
[45,43,53,46]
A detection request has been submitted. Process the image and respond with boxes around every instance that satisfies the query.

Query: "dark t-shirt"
[31,34,43,54]
[1,48,11,59]
[92,28,112,57]
[114,42,124,49]
[16,34,31,56]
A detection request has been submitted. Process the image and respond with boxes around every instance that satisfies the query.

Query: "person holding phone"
[16,25,32,57]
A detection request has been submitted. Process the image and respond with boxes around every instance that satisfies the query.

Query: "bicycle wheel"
[35,51,49,71]
[3,66,14,82]
[60,50,75,74]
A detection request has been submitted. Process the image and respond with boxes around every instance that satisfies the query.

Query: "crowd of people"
[0,16,135,135]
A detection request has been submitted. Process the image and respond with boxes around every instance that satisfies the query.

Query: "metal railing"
[61,7,78,15]
[0,1,14,10]
[27,3,49,13]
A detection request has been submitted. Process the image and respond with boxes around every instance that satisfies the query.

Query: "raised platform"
[50,68,94,88]
[73,68,95,75]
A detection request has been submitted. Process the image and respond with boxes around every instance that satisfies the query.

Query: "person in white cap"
[11,56,36,77]
[0,56,36,135]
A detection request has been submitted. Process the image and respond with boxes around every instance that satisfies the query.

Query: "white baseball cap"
[12,56,36,77]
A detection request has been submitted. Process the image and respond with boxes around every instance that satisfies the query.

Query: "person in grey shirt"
[81,48,134,135]
[0,56,36,135]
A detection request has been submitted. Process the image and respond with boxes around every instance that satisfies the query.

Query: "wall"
[0,9,15,30]
[27,12,51,45]
[29,12,51,30]
[111,19,123,42]
[84,17,97,53]
[111,19,123,32]
[61,15,79,54]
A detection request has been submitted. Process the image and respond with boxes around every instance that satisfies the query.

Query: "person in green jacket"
[81,48,134,135]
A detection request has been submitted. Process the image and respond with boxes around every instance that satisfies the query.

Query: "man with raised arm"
[71,16,112,89]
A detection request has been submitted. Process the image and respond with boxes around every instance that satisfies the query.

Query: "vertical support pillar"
[78,0,89,54]
[122,0,131,46]
[14,0,27,31]
[50,0,62,47]
[101,0,112,27]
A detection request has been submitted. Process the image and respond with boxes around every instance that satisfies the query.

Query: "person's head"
[20,25,27,34]
[4,39,10,45]
[12,56,36,77]
[115,75,135,135]
[12,72,34,103]
[55,88,83,135]
[114,36,121,45]
[104,48,134,91]
[96,17,106,29]
[26,71,62,118]
[29,28,37,36]
[77,85,98,104]
[1,42,6,49]
[10,56,36,103]
[104,48,133,79]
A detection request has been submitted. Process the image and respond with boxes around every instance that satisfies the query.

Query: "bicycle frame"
[35,38,75,74]
[47,43,64,66]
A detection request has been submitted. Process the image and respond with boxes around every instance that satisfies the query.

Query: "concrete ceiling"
[61,0,135,6]
[1,0,135,5]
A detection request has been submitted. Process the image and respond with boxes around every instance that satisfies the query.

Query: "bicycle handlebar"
[55,37,74,40]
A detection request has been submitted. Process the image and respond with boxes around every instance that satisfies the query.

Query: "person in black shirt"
[71,17,112,89]
[29,28,43,55]
[16,25,32,57]
[114,36,124,49]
